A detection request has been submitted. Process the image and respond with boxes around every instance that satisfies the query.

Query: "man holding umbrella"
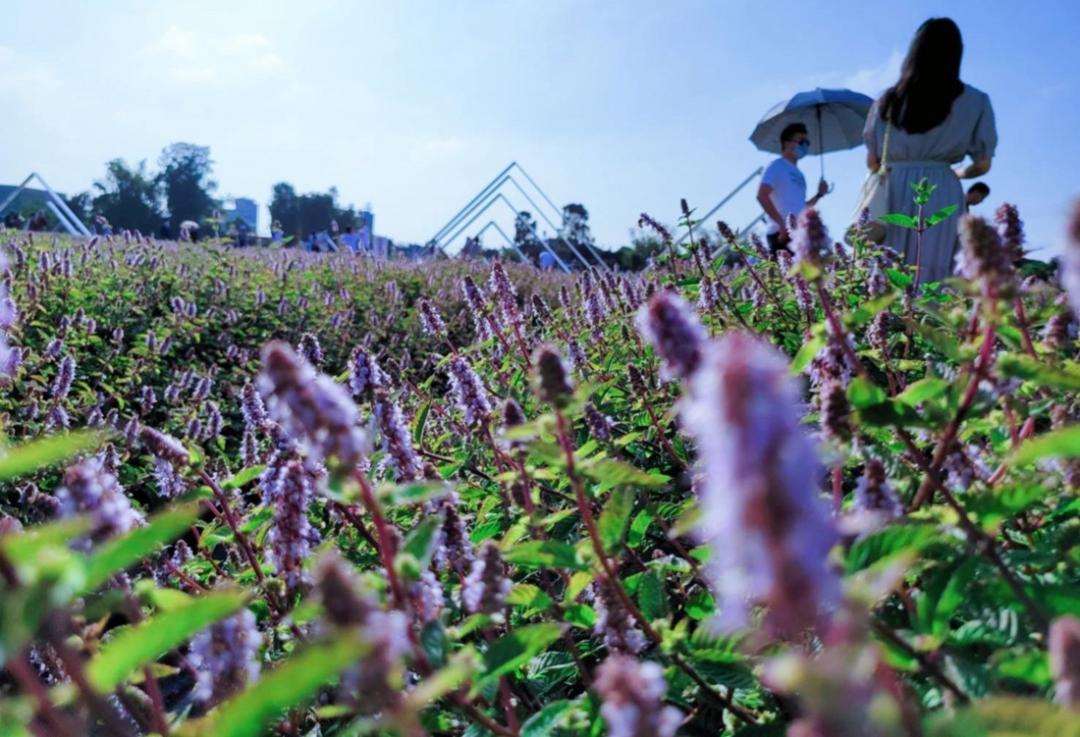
[756,122,829,253]
[750,87,875,254]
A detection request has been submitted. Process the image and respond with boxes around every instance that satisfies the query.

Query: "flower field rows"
[0,201,1078,737]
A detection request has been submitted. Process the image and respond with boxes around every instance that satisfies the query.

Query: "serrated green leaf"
[0,431,107,481]
[637,570,668,621]
[208,634,369,737]
[845,524,943,573]
[1012,424,1080,465]
[83,504,198,594]
[87,590,247,692]
[598,488,634,552]
[503,540,585,571]
[627,509,655,548]
[476,623,564,690]
[880,213,919,229]
[521,699,576,737]
[223,465,266,490]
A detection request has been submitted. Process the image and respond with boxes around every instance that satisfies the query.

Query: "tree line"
[55,143,361,240]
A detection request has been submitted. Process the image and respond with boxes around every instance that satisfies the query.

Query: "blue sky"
[1,0,1077,255]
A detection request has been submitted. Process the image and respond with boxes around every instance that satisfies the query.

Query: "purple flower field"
[0,200,1079,736]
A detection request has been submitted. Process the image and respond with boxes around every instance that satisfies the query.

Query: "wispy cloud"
[146,26,288,84]
[842,49,903,96]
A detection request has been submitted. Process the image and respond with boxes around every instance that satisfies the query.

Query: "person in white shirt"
[756,122,829,254]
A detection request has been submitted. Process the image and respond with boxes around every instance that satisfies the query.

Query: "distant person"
[271,220,284,245]
[3,212,22,230]
[236,220,250,247]
[863,17,997,283]
[340,225,359,253]
[756,122,829,254]
[965,181,990,209]
[95,215,113,237]
[29,210,48,232]
[538,250,557,270]
[159,220,172,240]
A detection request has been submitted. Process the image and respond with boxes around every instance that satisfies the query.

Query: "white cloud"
[145,26,289,85]
[842,49,903,96]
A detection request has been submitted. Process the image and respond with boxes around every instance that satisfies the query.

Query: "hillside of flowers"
[0,196,1079,737]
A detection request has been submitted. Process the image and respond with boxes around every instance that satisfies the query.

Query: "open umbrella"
[750,87,874,180]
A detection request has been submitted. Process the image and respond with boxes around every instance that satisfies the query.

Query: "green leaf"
[627,509,655,548]
[880,213,919,229]
[790,335,825,373]
[932,559,978,637]
[845,523,943,573]
[503,541,585,571]
[896,377,951,407]
[637,570,669,621]
[0,431,107,481]
[412,400,430,446]
[400,513,443,572]
[87,590,247,692]
[686,589,715,620]
[848,376,887,408]
[507,583,554,614]
[83,504,199,594]
[223,465,266,490]
[598,488,634,552]
[521,699,576,737]
[926,204,959,227]
[998,354,1080,392]
[581,458,668,489]
[886,267,913,288]
[477,623,564,691]
[925,696,1080,737]
[0,518,91,567]
[208,635,369,737]
[1012,425,1080,465]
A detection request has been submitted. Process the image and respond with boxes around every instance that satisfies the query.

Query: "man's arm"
[806,178,830,208]
[756,183,788,239]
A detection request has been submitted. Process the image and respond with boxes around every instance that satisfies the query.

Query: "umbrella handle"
[816,104,826,181]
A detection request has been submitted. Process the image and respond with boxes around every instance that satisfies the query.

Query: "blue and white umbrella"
[750,87,874,179]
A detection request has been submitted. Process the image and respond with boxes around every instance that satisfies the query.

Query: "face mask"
[794,141,810,159]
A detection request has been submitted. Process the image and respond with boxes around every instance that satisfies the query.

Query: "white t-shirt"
[761,157,807,234]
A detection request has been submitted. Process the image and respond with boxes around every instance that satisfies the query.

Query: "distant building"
[222,197,258,231]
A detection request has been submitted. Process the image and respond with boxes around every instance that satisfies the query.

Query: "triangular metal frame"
[431,162,607,271]
[0,173,92,237]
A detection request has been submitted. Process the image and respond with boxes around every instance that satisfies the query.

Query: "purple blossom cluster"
[189,610,262,706]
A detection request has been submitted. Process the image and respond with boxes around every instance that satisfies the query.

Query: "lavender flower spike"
[1050,615,1080,707]
[56,457,144,547]
[447,355,492,425]
[259,341,369,470]
[417,297,448,339]
[682,333,837,637]
[593,656,682,737]
[635,292,707,381]
[189,610,262,706]
[462,541,512,615]
[1065,201,1080,321]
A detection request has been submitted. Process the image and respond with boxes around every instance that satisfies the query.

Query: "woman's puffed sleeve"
[970,92,998,159]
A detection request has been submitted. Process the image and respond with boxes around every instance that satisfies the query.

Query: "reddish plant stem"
[553,409,759,725]
[640,397,684,470]
[909,321,996,510]
[870,620,968,704]
[1013,297,1039,359]
[894,427,1049,630]
[353,471,408,610]
[814,281,868,381]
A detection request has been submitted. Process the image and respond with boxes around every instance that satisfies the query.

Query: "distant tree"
[92,159,164,234]
[560,203,594,250]
[158,143,218,225]
[269,182,359,240]
[63,192,93,226]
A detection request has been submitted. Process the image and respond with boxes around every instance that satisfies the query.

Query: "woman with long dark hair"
[863,17,997,282]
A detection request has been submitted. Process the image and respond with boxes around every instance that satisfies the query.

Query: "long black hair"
[880,17,965,134]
